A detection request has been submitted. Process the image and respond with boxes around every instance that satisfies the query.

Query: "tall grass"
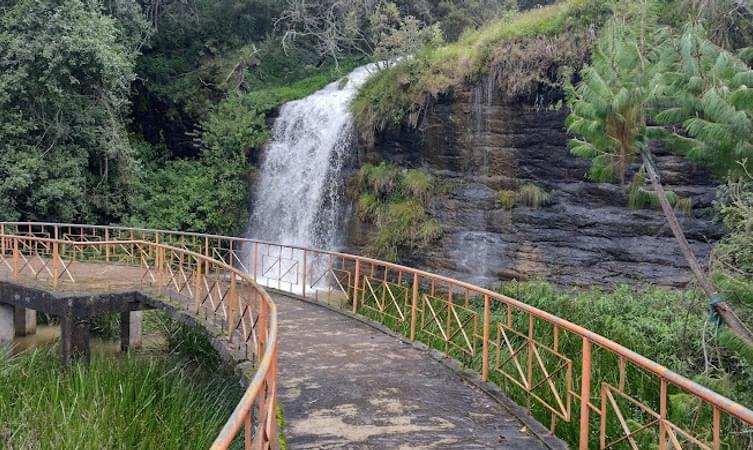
[0,345,243,449]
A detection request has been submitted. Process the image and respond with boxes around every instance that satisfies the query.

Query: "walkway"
[273,293,558,449]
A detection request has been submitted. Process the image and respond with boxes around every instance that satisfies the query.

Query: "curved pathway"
[273,293,562,449]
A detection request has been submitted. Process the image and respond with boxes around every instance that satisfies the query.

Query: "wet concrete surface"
[273,293,557,449]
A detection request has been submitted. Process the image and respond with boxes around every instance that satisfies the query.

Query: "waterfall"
[247,64,379,249]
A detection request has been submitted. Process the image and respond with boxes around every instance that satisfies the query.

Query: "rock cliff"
[349,77,724,288]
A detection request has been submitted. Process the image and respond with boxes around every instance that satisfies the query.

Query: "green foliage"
[0,346,242,449]
[129,91,274,235]
[496,280,753,446]
[370,3,445,64]
[358,162,403,197]
[498,190,517,209]
[277,0,445,70]
[435,0,518,41]
[566,1,665,185]
[129,158,245,235]
[245,60,362,110]
[196,95,270,153]
[712,178,753,323]
[354,162,441,261]
[402,170,435,203]
[517,183,551,208]
[0,0,138,223]
[655,24,753,176]
[678,0,753,50]
[276,403,288,450]
[627,170,693,213]
[135,0,279,111]
[352,0,608,144]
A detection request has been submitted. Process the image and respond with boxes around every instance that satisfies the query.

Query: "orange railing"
[0,224,277,450]
[2,222,753,449]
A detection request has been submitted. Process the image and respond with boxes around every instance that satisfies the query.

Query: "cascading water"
[246,64,379,249]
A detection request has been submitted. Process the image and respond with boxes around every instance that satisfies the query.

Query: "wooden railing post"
[54,224,62,261]
[254,242,258,282]
[204,236,210,275]
[52,241,60,288]
[12,237,19,279]
[157,246,165,291]
[105,228,110,262]
[1,223,5,256]
[194,257,202,314]
[482,295,490,382]
[257,297,268,359]
[410,273,419,341]
[352,258,360,314]
[579,337,592,450]
[659,379,667,450]
[301,249,306,298]
[227,274,238,338]
[154,233,160,265]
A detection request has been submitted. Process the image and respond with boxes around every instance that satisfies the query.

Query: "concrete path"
[273,293,560,449]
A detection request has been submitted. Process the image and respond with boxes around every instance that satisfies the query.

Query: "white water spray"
[246,64,379,250]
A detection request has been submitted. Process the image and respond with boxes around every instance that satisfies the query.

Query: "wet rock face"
[351,79,725,288]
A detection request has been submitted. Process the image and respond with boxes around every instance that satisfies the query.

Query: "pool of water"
[11,324,167,355]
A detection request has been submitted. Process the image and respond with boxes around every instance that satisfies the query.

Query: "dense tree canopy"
[0,0,139,223]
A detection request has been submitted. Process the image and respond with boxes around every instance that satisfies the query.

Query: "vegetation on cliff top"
[352,0,608,144]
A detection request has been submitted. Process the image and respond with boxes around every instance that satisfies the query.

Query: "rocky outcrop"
[349,78,724,288]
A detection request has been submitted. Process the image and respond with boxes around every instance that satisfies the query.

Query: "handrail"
[0,229,278,450]
[2,222,753,449]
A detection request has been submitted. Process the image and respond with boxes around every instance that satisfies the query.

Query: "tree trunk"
[641,149,753,347]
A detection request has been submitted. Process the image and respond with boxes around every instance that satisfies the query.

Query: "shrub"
[713,178,753,326]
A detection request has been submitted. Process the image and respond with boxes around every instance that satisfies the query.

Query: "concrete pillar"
[0,303,13,344]
[14,307,36,337]
[61,315,90,366]
[120,311,143,352]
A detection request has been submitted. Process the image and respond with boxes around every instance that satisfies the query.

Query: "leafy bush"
[628,175,693,214]
[713,179,753,327]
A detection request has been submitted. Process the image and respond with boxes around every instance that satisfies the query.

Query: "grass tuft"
[518,183,552,208]
[498,189,517,209]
